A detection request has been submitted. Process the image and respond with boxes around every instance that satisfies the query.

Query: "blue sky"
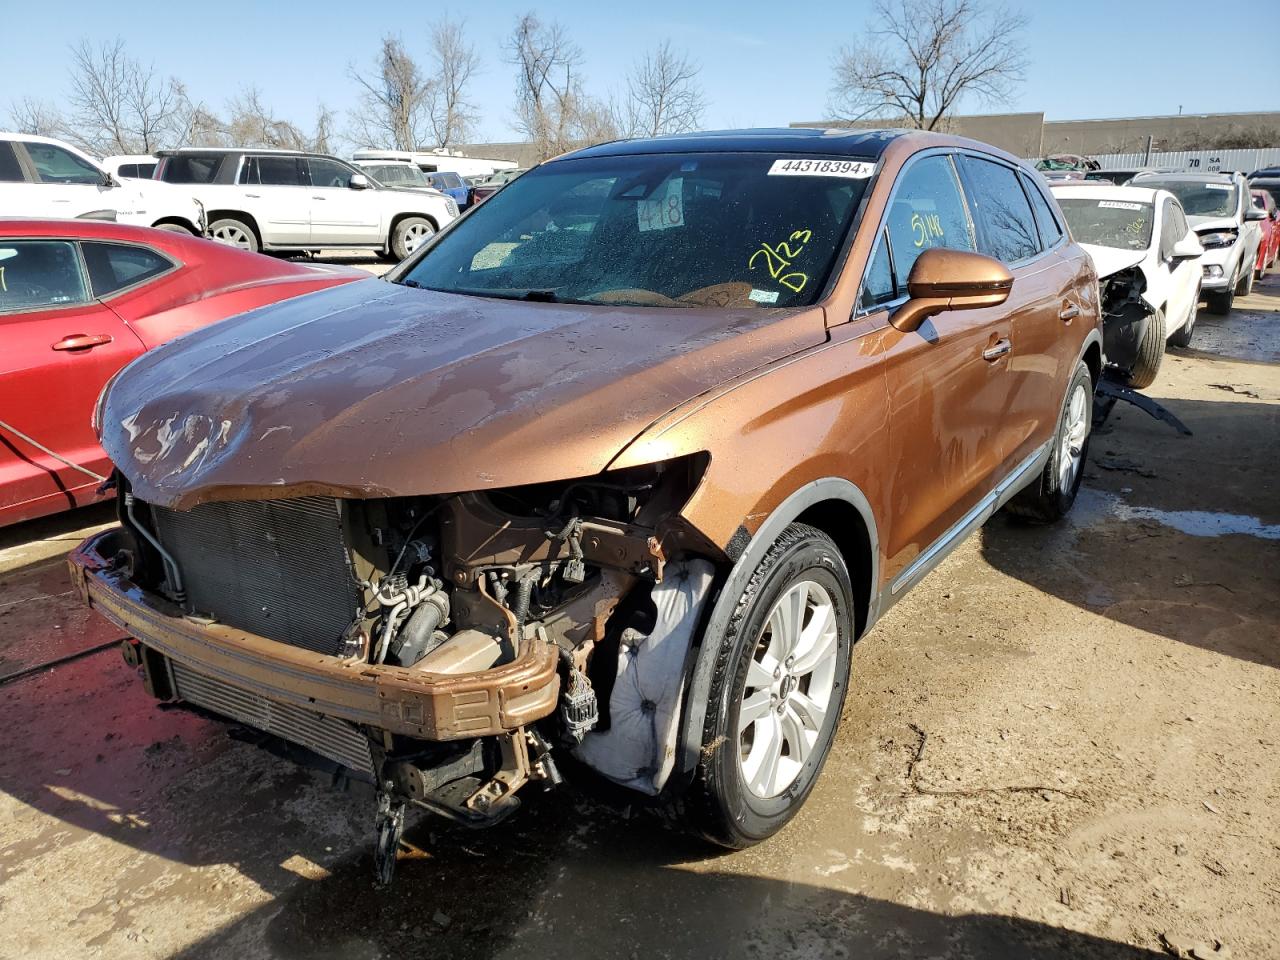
[4,0,1277,146]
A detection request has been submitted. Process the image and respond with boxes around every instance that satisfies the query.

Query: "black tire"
[390,216,435,261]
[1125,306,1164,390]
[153,222,194,235]
[207,217,259,253]
[674,523,855,849]
[1006,361,1092,524]
[1206,271,1235,315]
[1235,260,1253,296]
[1168,294,1198,348]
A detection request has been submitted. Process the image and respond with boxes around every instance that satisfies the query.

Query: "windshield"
[1057,198,1154,251]
[369,164,427,186]
[397,153,872,308]
[1138,179,1237,218]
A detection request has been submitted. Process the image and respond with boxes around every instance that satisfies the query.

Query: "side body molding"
[672,477,881,781]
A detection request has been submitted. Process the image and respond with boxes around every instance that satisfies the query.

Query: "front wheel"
[153,222,194,235]
[675,523,854,848]
[1206,270,1235,316]
[1125,306,1164,390]
[390,217,435,260]
[1006,361,1092,524]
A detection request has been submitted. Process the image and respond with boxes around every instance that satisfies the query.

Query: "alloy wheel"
[211,224,253,249]
[1059,382,1089,490]
[738,579,839,799]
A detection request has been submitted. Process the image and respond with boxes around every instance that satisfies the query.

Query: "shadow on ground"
[982,396,1278,668]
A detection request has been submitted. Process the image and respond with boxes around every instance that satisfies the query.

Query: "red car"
[1252,189,1280,279]
[0,220,365,527]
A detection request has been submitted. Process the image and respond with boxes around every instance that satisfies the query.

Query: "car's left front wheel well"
[150,217,197,235]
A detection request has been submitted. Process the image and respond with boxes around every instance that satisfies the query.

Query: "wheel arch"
[672,478,881,785]
[149,216,198,234]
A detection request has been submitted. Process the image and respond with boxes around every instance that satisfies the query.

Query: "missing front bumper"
[69,528,560,742]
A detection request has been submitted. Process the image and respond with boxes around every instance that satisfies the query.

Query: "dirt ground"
[1,276,1277,960]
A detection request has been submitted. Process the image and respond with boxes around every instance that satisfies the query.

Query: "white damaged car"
[1130,171,1263,316]
[1052,183,1202,388]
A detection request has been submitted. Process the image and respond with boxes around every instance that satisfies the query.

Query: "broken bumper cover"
[69,528,560,741]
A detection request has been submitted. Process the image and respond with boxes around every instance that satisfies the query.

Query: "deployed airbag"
[575,559,715,795]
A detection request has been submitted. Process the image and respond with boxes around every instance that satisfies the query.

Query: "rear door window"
[0,240,90,312]
[1021,172,1064,247]
[959,155,1040,264]
[81,242,174,297]
[882,153,976,283]
[244,156,304,186]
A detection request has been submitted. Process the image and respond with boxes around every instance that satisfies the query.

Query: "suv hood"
[1078,243,1146,279]
[100,278,825,509]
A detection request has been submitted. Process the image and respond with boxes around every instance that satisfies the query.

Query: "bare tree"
[424,20,481,148]
[828,0,1027,131]
[65,38,185,153]
[350,35,429,150]
[8,97,67,138]
[507,12,596,159]
[617,41,705,138]
[224,88,336,151]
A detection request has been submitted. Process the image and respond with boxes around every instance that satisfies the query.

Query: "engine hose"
[388,595,449,666]
[512,574,535,643]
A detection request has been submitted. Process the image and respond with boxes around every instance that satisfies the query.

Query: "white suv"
[0,133,204,235]
[1130,171,1265,315]
[154,148,458,260]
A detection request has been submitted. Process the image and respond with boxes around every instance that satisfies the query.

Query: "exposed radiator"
[150,497,361,656]
[171,661,374,776]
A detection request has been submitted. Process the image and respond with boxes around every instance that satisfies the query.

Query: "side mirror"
[890,248,1014,333]
[349,173,371,190]
[1245,206,1266,222]
[1171,233,1203,261]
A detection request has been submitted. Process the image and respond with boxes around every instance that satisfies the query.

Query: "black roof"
[156,147,308,157]
[562,127,910,162]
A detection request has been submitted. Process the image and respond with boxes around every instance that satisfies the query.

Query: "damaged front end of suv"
[74,452,713,882]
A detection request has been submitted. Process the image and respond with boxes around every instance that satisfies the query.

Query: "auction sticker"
[768,158,875,179]
[1098,200,1144,210]
[1205,183,1232,190]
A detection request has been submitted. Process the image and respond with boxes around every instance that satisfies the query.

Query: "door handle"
[982,338,1012,362]
[243,192,261,198]
[312,195,326,200]
[1059,303,1080,322]
[52,333,113,351]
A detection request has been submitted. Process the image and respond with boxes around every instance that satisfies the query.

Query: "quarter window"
[0,240,90,313]
[959,156,1040,264]
[859,230,897,310]
[883,154,976,283]
[24,142,103,185]
[1159,198,1183,261]
[81,242,173,297]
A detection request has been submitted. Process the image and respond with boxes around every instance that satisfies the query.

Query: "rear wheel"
[208,217,259,253]
[674,523,854,848]
[1168,294,1198,348]
[391,217,435,260]
[1006,361,1092,524]
[1125,306,1164,390]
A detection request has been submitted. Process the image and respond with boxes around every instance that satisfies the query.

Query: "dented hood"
[1078,243,1146,280]
[101,278,825,509]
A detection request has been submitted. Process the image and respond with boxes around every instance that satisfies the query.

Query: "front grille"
[171,661,374,775]
[150,497,361,656]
